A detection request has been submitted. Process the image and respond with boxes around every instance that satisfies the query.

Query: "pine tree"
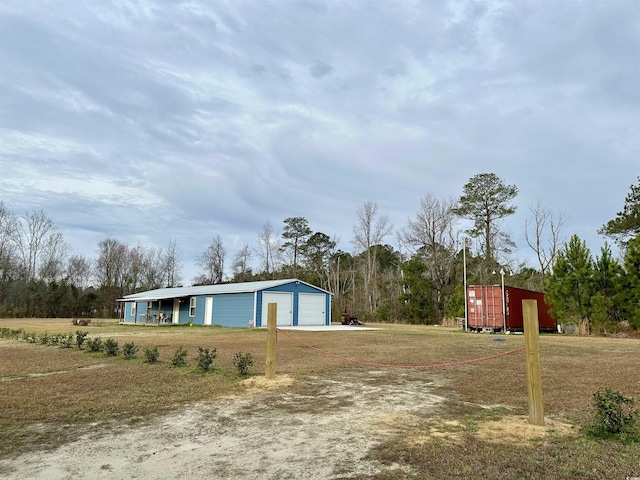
[453,172,518,264]
[591,243,625,331]
[281,217,312,277]
[599,176,640,246]
[622,236,640,329]
[544,235,595,332]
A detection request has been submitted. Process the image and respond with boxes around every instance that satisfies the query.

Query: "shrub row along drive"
[0,327,254,376]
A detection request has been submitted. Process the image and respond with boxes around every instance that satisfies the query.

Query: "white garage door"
[298,293,326,326]
[261,292,293,326]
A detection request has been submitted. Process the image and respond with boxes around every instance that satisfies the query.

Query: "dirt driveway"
[4,369,445,479]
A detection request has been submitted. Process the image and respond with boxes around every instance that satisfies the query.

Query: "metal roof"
[118,279,331,303]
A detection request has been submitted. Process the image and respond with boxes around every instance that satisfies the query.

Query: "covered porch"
[119,295,189,325]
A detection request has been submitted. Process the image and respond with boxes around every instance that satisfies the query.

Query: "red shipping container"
[466,285,556,333]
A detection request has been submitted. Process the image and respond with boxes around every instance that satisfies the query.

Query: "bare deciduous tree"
[120,244,165,291]
[0,202,18,280]
[524,200,567,278]
[126,244,145,290]
[141,246,164,289]
[194,235,226,284]
[12,210,69,282]
[161,239,183,287]
[402,194,458,317]
[327,249,356,315]
[93,237,130,317]
[352,201,392,316]
[255,220,279,276]
[38,230,69,282]
[94,238,129,289]
[66,254,92,288]
[232,243,252,282]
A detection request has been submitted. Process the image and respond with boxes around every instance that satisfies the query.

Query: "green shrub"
[122,341,138,359]
[196,347,216,372]
[103,338,119,356]
[171,346,188,367]
[75,330,89,349]
[59,334,74,349]
[587,387,639,442]
[0,327,26,340]
[87,336,103,352]
[233,352,254,376]
[144,346,160,364]
[6,328,24,340]
[24,332,38,343]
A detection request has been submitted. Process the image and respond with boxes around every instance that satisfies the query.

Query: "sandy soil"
[2,370,446,480]
[2,368,574,480]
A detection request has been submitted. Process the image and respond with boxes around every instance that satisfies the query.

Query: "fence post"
[523,299,544,426]
[265,302,277,380]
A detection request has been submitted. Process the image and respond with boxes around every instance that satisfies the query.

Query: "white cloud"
[0,130,100,159]
[0,0,638,280]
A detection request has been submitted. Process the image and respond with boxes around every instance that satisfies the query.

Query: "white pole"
[500,268,506,332]
[463,238,468,332]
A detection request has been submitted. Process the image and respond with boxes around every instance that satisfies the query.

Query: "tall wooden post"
[523,299,544,426]
[265,302,277,380]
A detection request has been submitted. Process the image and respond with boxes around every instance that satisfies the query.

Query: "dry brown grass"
[1,318,639,477]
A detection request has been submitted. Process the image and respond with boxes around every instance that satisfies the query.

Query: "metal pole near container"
[500,268,506,332]
[463,238,468,331]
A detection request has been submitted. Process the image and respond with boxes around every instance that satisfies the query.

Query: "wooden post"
[523,299,544,426]
[265,302,277,380]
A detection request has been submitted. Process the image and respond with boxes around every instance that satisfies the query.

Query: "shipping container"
[466,285,556,333]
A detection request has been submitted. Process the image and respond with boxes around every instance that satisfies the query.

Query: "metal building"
[119,279,332,328]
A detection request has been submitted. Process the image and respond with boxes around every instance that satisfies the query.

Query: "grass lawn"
[1,318,639,478]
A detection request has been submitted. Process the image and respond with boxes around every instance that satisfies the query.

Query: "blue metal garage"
[119,279,332,328]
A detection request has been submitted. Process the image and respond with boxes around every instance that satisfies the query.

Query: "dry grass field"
[1,318,639,479]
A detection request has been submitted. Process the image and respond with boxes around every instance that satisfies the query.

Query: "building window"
[131,303,136,318]
[189,297,196,317]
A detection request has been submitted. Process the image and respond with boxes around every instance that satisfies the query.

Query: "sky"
[1,0,639,284]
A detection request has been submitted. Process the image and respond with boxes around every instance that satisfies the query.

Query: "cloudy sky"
[1,0,638,282]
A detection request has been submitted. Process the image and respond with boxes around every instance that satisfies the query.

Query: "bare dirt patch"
[235,374,295,395]
[2,369,445,479]
[412,414,578,445]
[474,415,578,442]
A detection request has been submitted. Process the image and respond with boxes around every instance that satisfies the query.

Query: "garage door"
[261,292,293,326]
[298,293,326,326]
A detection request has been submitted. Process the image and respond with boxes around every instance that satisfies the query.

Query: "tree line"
[0,201,185,318]
[1,172,639,332]
[544,176,640,333]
